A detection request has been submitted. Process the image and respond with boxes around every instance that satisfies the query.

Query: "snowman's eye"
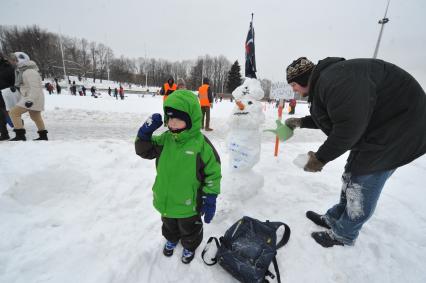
[248,101,253,105]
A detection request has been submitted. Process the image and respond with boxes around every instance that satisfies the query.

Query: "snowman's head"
[230,97,264,130]
[231,77,264,101]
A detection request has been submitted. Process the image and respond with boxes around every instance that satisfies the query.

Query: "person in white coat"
[8,52,48,141]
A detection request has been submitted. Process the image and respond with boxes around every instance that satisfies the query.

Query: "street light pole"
[144,44,148,89]
[373,0,391,59]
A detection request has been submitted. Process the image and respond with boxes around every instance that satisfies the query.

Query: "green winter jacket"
[135,90,221,218]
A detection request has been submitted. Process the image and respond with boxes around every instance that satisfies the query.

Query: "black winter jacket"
[300,57,426,175]
[0,58,16,109]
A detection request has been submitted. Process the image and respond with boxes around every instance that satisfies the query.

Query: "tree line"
[0,25,271,96]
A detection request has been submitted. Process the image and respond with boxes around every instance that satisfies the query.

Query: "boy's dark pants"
[161,214,203,252]
[201,106,210,128]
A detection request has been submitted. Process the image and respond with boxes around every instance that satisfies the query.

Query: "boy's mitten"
[285,117,301,130]
[201,194,217,224]
[137,113,163,141]
[304,151,324,172]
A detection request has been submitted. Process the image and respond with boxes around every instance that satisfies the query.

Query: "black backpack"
[202,216,291,283]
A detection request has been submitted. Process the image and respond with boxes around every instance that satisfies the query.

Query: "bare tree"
[90,41,97,82]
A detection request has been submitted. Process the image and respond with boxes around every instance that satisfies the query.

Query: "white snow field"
[0,92,425,283]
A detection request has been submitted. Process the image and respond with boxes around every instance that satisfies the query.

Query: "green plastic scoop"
[264,120,294,141]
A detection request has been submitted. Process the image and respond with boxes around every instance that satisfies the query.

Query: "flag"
[245,19,257,78]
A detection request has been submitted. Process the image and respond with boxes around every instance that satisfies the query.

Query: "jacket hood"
[308,57,345,102]
[163,90,202,138]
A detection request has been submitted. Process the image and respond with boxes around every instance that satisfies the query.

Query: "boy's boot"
[9,129,26,141]
[306,211,330,229]
[181,248,195,264]
[34,130,48,141]
[163,241,178,257]
[311,231,344,248]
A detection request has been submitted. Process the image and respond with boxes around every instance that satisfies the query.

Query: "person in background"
[108,86,112,96]
[289,98,296,114]
[285,56,426,248]
[71,81,76,95]
[160,77,177,101]
[56,82,61,94]
[119,85,124,100]
[8,52,48,141]
[0,52,15,141]
[90,86,96,96]
[198,77,213,131]
[177,78,186,90]
[114,87,118,99]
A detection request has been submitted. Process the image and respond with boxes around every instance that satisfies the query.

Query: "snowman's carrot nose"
[236,100,245,110]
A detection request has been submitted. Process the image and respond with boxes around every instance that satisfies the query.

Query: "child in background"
[135,90,221,264]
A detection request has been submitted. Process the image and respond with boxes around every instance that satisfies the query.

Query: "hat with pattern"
[286,57,314,87]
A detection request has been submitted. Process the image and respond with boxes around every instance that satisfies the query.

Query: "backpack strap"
[272,256,281,283]
[275,223,291,249]
[201,237,220,266]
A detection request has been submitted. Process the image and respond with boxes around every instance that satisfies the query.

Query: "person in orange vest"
[198,78,213,131]
[160,77,177,101]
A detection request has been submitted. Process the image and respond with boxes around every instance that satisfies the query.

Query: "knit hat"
[165,106,192,130]
[286,57,314,87]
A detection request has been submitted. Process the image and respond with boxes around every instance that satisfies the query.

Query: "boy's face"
[168,118,186,131]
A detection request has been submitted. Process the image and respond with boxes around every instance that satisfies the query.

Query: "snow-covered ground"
[0,92,425,283]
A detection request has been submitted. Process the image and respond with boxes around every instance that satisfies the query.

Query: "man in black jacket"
[285,57,426,247]
[0,53,15,140]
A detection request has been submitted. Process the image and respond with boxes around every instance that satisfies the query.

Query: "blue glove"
[137,113,163,141]
[201,194,217,224]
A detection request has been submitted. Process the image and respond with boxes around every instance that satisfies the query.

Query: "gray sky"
[2,0,426,84]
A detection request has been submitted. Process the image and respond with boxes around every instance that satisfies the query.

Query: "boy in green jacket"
[135,90,221,264]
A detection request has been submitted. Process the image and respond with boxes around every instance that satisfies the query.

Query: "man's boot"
[34,130,48,141]
[9,129,26,141]
[306,211,331,229]
[311,231,344,248]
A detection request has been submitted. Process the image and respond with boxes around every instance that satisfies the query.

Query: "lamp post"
[144,44,148,89]
[373,0,391,59]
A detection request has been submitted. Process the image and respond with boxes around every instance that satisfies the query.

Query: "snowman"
[227,77,265,171]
